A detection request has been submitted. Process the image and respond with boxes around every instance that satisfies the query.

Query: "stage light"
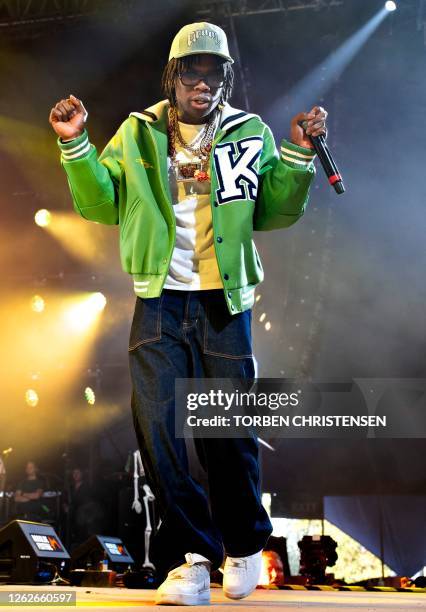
[265,322,272,331]
[34,209,51,227]
[25,389,39,407]
[30,295,45,313]
[267,7,392,129]
[63,292,107,332]
[259,313,266,323]
[85,387,96,405]
[89,292,107,312]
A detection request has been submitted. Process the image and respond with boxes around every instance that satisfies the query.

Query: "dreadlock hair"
[162,54,234,109]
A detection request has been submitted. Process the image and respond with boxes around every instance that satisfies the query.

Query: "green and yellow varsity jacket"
[58,100,316,315]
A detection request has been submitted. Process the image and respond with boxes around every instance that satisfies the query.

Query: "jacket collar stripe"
[129,101,259,132]
[220,111,247,129]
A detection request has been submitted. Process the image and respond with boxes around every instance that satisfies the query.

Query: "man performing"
[49,22,327,605]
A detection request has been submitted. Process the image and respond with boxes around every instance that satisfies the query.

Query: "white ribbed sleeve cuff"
[58,130,92,161]
[280,139,316,169]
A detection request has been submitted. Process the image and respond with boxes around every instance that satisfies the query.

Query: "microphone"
[299,121,345,195]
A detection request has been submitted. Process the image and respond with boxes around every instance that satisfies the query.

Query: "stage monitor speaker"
[70,535,133,571]
[0,520,70,584]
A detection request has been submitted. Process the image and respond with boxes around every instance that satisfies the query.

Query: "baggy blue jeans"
[129,289,272,579]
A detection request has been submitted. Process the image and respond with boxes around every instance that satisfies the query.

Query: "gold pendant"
[175,161,209,182]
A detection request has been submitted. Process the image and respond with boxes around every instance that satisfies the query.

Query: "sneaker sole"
[155,589,210,606]
[223,586,256,600]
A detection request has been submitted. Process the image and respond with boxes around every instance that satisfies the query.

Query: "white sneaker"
[155,552,211,606]
[223,550,262,599]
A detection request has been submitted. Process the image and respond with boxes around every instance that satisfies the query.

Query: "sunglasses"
[178,70,224,88]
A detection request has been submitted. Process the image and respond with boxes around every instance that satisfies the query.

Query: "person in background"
[14,460,45,521]
[64,467,94,547]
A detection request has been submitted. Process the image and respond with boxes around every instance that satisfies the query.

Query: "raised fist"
[49,94,88,141]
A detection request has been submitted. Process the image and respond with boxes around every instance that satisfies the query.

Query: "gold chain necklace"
[167,106,219,182]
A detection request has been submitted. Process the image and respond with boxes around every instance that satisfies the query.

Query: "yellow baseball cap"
[169,22,234,64]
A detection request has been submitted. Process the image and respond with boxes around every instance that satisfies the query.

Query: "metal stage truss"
[0,0,344,27]
[196,0,344,18]
[0,0,104,27]
[1,1,424,44]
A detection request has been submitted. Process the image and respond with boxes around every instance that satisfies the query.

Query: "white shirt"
[164,121,223,290]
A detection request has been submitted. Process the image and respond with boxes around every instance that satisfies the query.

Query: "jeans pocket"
[129,296,162,351]
[203,293,253,358]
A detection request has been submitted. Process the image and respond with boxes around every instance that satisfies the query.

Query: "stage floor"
[0,585,425,610]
